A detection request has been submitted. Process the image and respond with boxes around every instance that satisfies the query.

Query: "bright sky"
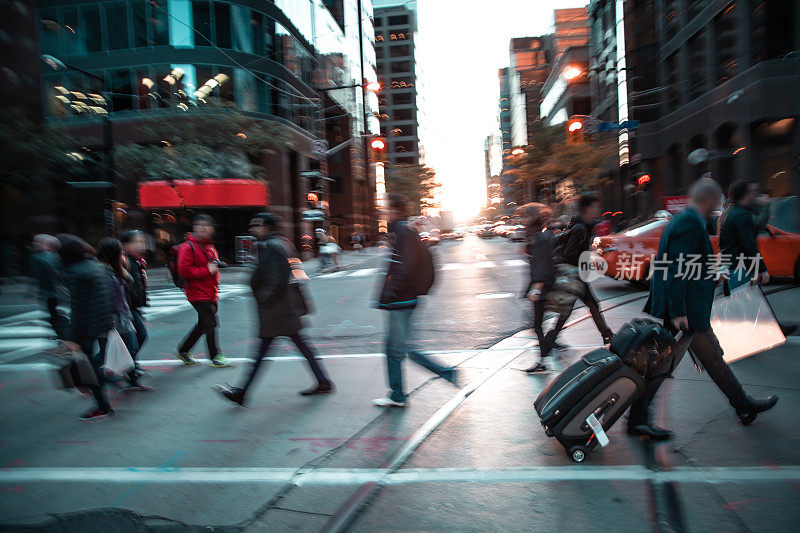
[414,0,587,222]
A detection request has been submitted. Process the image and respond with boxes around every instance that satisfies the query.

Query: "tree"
[385,164,440,215]
[506,123,616,197]
[114,101,292,182]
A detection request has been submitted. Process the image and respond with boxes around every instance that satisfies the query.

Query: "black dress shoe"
[737,395,779,426]
[299,381,335,396]
[215,384,245,406]
[627,424,674,441]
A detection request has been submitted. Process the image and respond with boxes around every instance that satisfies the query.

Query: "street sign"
[663,195,690,214]
[311,140,328,156]
[596,120,640,131]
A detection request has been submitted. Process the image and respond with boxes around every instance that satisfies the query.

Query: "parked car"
[594,216,800,283]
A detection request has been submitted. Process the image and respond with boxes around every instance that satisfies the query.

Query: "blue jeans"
[131,309,148,355]
[385,308,451,403]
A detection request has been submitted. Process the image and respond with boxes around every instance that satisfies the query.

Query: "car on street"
[594,211,800,283]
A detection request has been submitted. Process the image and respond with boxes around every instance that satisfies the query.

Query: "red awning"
[139,179,269,209]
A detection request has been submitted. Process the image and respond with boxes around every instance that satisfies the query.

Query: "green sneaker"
[210,355,231,368]
[175,351,198,365]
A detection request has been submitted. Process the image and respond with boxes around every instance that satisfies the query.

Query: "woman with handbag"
[96,238,153,392]
[215,213,334,406]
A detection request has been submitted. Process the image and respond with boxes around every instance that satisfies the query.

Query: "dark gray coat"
[251,234,302,338]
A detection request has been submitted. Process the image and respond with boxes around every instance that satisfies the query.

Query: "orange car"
[594,217,800,283]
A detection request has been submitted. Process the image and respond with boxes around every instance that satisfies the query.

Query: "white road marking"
[347,268,379,277]
[474,261,496,269]
[317,271,347,279]
[504,259,527,267]
[475,254,487,261]
[1,466,796,485]
[475,292,515,300]
[440,263,464,271]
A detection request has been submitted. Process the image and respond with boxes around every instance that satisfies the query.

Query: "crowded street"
[1,235,799,530]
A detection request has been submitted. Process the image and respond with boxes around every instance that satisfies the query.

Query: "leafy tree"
[385,163,440,215]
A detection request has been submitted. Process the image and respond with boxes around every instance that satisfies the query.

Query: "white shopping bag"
[103,329,135,375]
[710,284,786,363]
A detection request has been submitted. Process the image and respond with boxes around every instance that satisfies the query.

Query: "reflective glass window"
[231,6,253,53]
[192,1,212,45]
[214,3,231,48]
[251,11,264,54]
[150,1,169,46]
[39,10,60,55]
[132,0,149,47]
[106,2,130,50]
[218,66,234,102]
[110,68,134,112]
[82,5,102,52]
[136,68,154,110]
[63,8,84,55]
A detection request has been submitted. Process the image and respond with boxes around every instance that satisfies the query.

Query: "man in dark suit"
[630,178,778,440]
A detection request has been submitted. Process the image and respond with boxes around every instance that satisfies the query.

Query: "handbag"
[55,350,99,388]
[103,328,135,375]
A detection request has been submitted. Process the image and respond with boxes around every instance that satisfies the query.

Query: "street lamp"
[563,65,582,80]
[42,54,117,235]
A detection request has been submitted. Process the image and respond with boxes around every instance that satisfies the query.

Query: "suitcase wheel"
[568,446,587,463]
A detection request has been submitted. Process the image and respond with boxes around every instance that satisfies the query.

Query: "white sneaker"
[372,397,406,408]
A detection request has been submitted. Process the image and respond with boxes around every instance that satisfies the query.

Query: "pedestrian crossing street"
[315,259,527,279]
[0,285,250,363]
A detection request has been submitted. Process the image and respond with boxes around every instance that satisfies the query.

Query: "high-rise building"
[509,37,555,146]
[373,1,420,167]
[32,0,378,252]
[554,7,590,58]
[484,134,503,218]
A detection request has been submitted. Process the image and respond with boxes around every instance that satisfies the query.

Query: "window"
[110,68,134,112]
[150,1,169,46]
[392,92,413,105]
[715,4,737,83]
[251,11,264,55]
[664,0,679,40]
[217,66,234,102]
[63,8,83,55]
[214,3,232,48]
[82,6,103,52]
[389,44,410,58]
[106,3,130,50]
[231,6,253,53]
[136,68,153,110]
[752,0,795,63]
[687,31,706,99]
[374,17,383,27]
[395,156,415,164]
[393,108,413,120]
[132,0,149,47]
[39,11,60,55]
[390,61,411,74]
[193,1,212,45]
[387,15,408,26]
[665,52,681,109]
[375,47,384,59]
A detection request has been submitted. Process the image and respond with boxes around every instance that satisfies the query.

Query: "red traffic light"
[371,138,386,150]
[307,192,319,203]
[568,120,583,132]
[637,174,651,186]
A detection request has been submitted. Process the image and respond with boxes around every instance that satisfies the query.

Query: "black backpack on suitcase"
[534,348,646,462]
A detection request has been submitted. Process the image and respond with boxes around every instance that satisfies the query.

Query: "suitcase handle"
[579,393,618,432]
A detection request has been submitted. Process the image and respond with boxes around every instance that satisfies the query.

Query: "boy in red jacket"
[175,214,229,367]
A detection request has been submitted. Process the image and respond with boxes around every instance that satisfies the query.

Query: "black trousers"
[532,299,570,358]
[628,328,750,426]
[241,334,329,394]
[47,298,65,338]
[78,336,110,411]
[578,282,613,339]
[178,301,219,358]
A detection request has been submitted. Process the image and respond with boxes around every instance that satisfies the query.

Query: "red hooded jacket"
[177,234,220,303]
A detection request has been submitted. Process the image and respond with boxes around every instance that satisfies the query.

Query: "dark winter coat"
[644,207,716,331]
[30,250,63,300]
[557,216,594,266]
[125,254,148,309]
[524,230,556,296]
[62,258,113,343]
[251,234,302,338]
[717,204,768,275]
[378,220,421,310]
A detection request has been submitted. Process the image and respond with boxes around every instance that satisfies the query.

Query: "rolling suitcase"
[534,348,645,462]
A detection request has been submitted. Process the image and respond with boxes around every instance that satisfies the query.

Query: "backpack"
[167,241,209,289]
[416,240,436,295]
[167,244,185,288]
[550,226,572,262]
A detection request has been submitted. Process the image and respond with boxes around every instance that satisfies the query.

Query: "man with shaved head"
[30,234,65,337]
[632,178,778,441]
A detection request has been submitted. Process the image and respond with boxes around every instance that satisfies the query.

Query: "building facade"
[631,0,800,210]
[34,0,378,256]
[373,2,420,167]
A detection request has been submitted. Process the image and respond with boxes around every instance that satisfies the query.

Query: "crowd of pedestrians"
[24,183,778,435]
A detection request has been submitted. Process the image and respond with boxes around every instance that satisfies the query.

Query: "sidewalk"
[0,288,797,531]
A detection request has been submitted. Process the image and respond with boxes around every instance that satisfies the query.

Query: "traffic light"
[636,173,652,191]
[371,135,387,161]
[566,116,585,144]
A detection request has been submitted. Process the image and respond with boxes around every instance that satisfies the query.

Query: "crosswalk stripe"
[440,263,464,271]
[475,261,496,269]
[347,268,379,277]
[504,259,527,267]
[317,271,347,279]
